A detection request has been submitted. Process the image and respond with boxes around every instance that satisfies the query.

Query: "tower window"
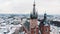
[46,28,48,32]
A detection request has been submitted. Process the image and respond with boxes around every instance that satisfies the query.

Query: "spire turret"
[30,0,38,19]
[43,11,50,26]
[33,0,35,14]
[44,11,47,20]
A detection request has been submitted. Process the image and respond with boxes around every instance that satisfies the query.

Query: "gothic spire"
[44,11,47,20]
[33,0,36,14]
[30,0,38,19]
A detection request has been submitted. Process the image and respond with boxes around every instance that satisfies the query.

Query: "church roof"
[39,13,50,27]
[24,20,30,31]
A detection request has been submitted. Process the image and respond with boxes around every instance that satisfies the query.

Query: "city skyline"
[0,0,60,15]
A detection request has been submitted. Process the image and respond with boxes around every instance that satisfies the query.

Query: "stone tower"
[39,12,50,34]
[30,0,38,34]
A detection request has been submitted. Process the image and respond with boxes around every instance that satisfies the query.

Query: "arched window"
[46,28,48,32]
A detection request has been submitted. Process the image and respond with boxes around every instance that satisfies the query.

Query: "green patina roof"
[24,20,30,31]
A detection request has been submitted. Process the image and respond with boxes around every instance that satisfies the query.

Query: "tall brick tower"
[30,0,38,34]
[39,12,50,34]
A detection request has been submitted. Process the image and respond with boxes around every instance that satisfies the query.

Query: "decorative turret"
[30,0,38,19]
[43,11,50,26]
[43,11,47,25]
[44,12,47,20]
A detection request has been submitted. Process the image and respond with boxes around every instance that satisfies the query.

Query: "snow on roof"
[8,28,16,34]
[8,24,22,34]
[0,22,22,34]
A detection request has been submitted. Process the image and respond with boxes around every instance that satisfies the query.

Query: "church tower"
[30,0,38,34]
[39,12,50,34]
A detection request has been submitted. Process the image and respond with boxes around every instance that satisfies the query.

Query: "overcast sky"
[0,0,60,15]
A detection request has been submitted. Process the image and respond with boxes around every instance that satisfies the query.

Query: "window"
[46,28,48,32]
